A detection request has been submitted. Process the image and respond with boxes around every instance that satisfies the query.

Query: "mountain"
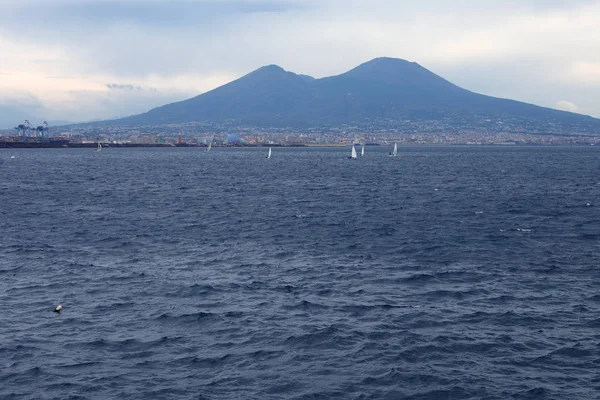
[91,57,600,130]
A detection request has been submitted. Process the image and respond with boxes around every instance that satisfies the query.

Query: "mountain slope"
[117,65,316,126]
[100,57,600,129]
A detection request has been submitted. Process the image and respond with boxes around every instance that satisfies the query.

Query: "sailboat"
[388,142,397,157]
[266,147,272,159]
[360,144,365,157]
[96,143,102,152]
[348,145,357,159]
[206,142,212,152]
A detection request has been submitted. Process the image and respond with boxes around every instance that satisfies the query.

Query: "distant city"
[2,117,600,147]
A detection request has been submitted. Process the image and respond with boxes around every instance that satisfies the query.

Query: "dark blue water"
[1,146,599,399]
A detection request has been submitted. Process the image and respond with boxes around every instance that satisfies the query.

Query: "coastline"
[0,142,597,149]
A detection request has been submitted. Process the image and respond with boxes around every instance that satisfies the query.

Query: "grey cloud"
[0,0,314,77]
[0,106,37,129]
[57,86,194,121]
[1,0,306,26]
[0,93,45,112]
[0,84,191,127]
[1,0,599,120]
[106,83,156,92]
[0,94,48,129]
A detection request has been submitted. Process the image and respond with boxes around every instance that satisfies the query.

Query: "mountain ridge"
[85,57,600,131]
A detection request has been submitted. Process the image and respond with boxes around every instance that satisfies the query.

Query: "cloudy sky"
[0,0,598,127]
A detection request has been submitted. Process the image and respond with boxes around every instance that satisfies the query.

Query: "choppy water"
[1,146,599,399]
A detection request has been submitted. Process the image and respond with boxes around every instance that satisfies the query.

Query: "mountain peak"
[341,56,454,88]
[247,64,288,77]
[352,57,419,71]
[246,65,314,83]
[241,64,300,82]
[257,64,285,72]
[366,56,415,64]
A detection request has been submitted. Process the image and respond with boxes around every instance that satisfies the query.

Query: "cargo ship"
[0,136,70,148]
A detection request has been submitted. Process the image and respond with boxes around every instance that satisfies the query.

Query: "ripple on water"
[1,146,599,399]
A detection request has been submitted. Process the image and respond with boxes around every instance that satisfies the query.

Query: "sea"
[0,145,599,399]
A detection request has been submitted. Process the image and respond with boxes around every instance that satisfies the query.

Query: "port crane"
[35,121,49,138]
[13,120,49,140]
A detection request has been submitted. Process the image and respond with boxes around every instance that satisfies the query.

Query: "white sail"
[206,142,212,152]
[389,142,397,157]
[350,146,357,159]
[97,143,102,152]
[361,144,365,157]
[266,147,272,159]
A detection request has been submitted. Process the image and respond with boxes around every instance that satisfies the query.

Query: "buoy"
[55,305,63,313]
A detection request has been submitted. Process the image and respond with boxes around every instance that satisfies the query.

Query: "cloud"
[106,83,156,91]
[0,93,48,128]
[59,88,188,120]
[0,0,599,121]
[556,100,579,113]
[0,0,307,34]
[567,62,600,84]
